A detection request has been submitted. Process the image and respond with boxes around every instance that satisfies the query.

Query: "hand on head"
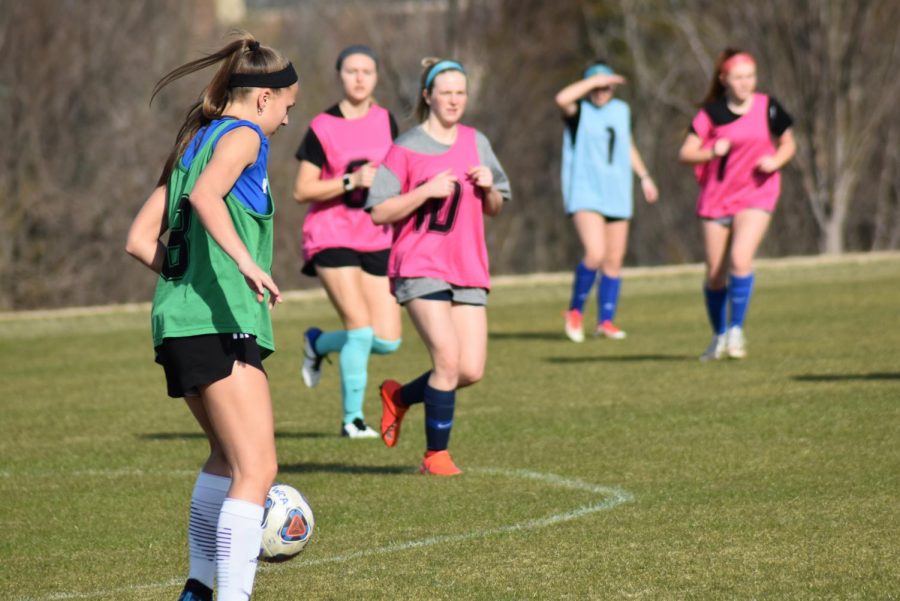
[590,73,625,88]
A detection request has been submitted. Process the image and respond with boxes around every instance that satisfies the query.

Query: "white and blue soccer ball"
[259,483,314,562]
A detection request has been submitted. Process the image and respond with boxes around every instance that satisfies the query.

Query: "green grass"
[2,256,899,600]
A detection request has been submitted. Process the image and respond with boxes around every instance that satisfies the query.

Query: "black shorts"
[154,333,266,398]
[301,247,390,277]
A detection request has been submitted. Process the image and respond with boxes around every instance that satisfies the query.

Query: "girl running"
[558,60,659,343]
[125,35,298,601]
[294,45,402,439]
[366,58,511,476]
[678,48,795,360]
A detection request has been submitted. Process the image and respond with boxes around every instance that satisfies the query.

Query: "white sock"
[187,472,231,589]
[216,498,264,601]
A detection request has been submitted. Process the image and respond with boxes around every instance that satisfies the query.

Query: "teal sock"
[340,327,374,423]
[314,330,347,355]
[371,336,401,355]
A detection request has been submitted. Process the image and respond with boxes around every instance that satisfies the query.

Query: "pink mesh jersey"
[382,125,491,289]
[301,105,393,260]
[691,93,781,219]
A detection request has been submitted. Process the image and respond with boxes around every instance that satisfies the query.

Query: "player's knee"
[729,256,753,276]
[457,365,484,388]
[602,263,623,278]
[431,359,460,389]
[583,252,604,270]
[706,264,728,288]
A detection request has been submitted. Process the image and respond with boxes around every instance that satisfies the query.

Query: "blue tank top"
[180,118,272,214]
[561,98,633,218]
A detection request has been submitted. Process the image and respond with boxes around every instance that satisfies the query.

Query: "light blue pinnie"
[561,65,633,219]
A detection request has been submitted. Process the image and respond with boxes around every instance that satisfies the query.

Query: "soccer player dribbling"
[678,49,796,361]
[366,58,512,476]
[293,45,402,439]
[125,34,298,601]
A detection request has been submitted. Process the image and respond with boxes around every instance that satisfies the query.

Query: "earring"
[257,107,263,115]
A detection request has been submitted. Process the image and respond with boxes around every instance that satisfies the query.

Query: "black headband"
[228,63,298,89]
[335,45,379,71]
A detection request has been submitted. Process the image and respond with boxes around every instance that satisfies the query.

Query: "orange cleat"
[419,450,462,476]
[379,379,407,448]
[563,309,585,342]
[595,320,627,340]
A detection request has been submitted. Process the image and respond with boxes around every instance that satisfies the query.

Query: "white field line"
[16,468,633,601]
[1,251,897,322]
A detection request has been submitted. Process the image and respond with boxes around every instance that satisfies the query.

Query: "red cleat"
[419,450,462,476]
[595,320,627,340]
[564,309,585,342]
[379,379,407,448]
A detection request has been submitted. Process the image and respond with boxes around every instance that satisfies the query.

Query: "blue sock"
[704,286,728,335]
[598,274,622,323]
[424,384,455,451]
[314,330,347,355]
[371,336,401,355]
[568,262,597,312]
[339,327,373,423]
[728,273,755,329]
[400,371,430,407]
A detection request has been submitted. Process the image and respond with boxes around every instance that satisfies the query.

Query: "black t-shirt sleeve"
[295,127,326,167]
[296,105,397,165]
[295,104,343,167]
[767,96,793,137]
[388,112,399,140]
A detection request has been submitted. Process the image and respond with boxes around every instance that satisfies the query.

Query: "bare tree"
[0,0,199,309]
[653,0,900,253]
[2,0,896,309]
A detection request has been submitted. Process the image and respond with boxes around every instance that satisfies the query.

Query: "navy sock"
[729,273,755,328]
[424,384,455,451]
[598,274,622,323]
[704,286,728,335]
[568,261,597,312]
[400,371,430,407]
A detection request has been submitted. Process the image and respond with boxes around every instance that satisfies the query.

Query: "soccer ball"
[259,483,314,563]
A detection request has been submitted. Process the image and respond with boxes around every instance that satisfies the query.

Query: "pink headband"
[720,52,755,76]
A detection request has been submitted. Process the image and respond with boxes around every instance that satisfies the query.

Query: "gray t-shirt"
[366,125,512,208]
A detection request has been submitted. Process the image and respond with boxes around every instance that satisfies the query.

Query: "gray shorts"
[705,215,734,227]
[392,277,488,306]
[703,208,772,227]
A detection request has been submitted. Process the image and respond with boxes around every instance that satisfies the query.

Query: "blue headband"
[583,63,615,79]
[424,60,465,89]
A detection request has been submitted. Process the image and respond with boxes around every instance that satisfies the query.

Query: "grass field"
[1,255,899,600]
